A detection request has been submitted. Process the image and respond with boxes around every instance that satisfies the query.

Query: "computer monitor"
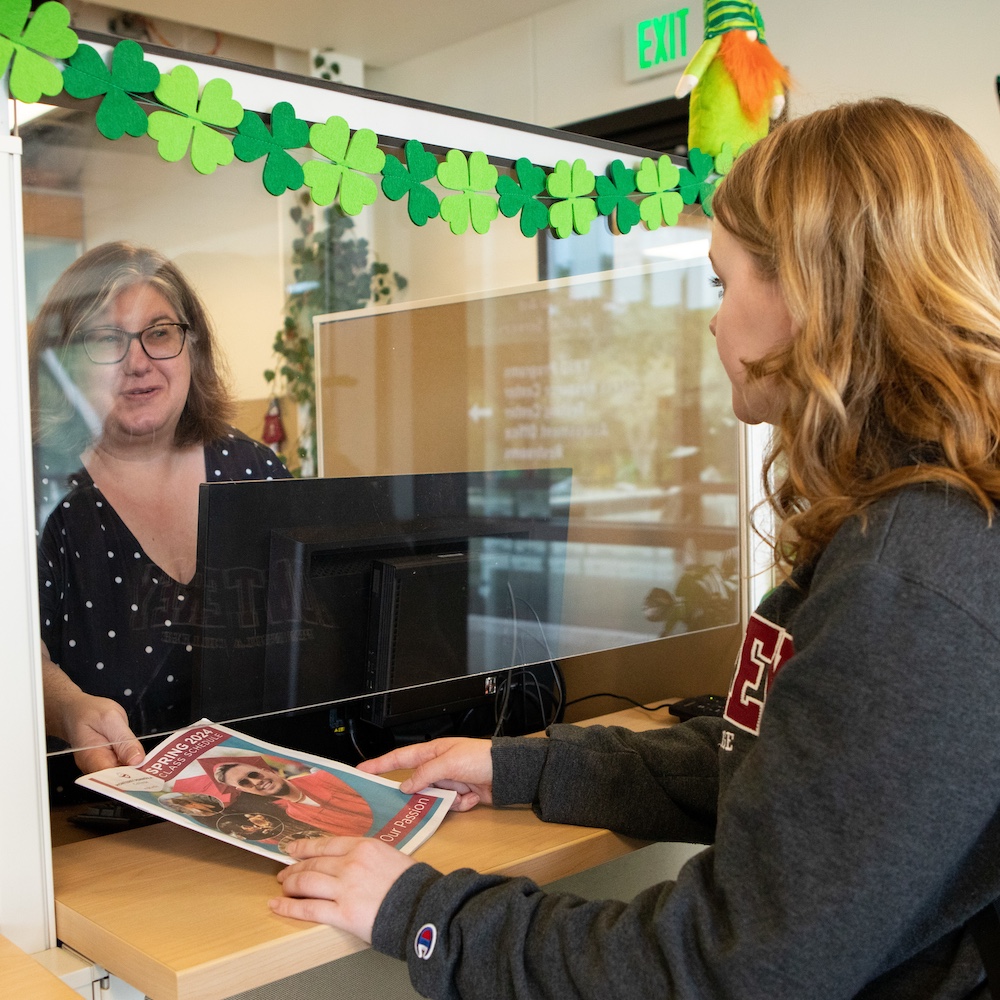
[193,468,570,735]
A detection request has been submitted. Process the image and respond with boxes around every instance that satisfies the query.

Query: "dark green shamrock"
[678,147,716,208]
[63,40,159,140]
[381,139,441,226]
[595,159,641,235]
[496,157,549,238]
[0,0,78,104]
[547,158,598,238]
[233,101,310,196]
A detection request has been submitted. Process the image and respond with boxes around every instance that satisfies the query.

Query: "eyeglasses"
[232,770,272,788]
[77,322,190,365]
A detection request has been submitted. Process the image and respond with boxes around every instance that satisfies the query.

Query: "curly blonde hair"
[712,98,1000,568]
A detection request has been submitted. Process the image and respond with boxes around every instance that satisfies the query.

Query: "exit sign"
[623,6,699,84]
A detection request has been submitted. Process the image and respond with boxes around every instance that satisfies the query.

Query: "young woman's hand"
[270,836,416,940]
[356,737,494,811]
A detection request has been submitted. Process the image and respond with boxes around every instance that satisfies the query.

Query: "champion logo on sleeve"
[415,923,437,959]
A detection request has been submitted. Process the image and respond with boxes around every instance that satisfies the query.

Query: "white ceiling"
[112,0,571,69]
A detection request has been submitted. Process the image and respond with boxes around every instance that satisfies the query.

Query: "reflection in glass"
[22,80,739,771]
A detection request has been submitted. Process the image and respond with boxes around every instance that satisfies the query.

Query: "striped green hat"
[703,0,768,43]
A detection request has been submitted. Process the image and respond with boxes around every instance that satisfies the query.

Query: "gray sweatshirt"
[372,485,1000,999]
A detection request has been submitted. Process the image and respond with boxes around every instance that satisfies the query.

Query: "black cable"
[563,692,677,713]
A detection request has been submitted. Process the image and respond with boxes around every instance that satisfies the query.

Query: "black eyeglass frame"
[76,322,192,365]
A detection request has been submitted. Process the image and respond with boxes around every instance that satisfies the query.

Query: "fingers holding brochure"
[357,736,494,812]
[271,836,416,940]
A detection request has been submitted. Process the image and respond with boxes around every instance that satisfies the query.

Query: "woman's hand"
[270,836,416,940]
[356,737,494,812]
[42,647,143,773]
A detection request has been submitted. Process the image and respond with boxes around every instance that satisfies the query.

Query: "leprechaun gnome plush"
[675,0,790,157]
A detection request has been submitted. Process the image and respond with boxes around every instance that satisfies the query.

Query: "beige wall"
[77,133,286,405]
[368,0,1000,168]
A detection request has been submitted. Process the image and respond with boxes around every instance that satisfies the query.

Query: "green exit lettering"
[637,8,689,70]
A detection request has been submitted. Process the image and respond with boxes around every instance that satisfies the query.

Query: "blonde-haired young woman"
[271,99,1000,999]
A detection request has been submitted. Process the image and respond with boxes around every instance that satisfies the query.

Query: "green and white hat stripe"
[703,0,767,42]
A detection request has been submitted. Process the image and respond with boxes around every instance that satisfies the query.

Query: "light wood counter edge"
[0,935,83,999]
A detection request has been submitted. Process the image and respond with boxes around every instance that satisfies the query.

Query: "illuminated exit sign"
[623,6,700,84]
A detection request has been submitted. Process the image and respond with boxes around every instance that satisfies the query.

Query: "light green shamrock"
[0,0,78,104]
[636,155,683,230]
[147,65,244,175]
[303,116,386,215]
[546,159,598,238]
[437,150,499,235]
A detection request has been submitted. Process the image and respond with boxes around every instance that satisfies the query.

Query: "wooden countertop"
[0,936,83,999]
[52,704,677,1000]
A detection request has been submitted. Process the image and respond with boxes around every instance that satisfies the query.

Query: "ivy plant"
[264,194,406,475]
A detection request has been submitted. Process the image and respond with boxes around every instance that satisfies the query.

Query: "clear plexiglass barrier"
[22,33,739,782]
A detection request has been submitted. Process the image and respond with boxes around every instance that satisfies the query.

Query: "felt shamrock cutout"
[234,102,310,196]
[678,147,716,208]
[595,159,641,235]
[0,0,78,104]
[699,141,751,218]
[637,155,684,230]
[304,115,386,215]
[547,159,598,238]
[147,65,244,175]
[381,139,441,226]
[712,141,738,178]
[496,157,549,238]
[437,150,499,235]
[63,40,159,140]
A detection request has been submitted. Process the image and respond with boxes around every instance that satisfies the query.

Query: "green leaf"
[234,102,309,195]
[639,190,683,229]
[380,140,440,226]
[546,158,595,201]
[148,66,242,174]
[63,40,159,140]
[678,147,716,206]
[20,0,77,56]
[437,151,499,235]
[305,116,386,214]
[546,159,598,238]
[713,142,736,177]
[496,157,549,238]
[594,159,641,235]
[1,0,77,103]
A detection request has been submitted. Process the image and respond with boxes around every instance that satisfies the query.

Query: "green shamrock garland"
[497,157,549,237]
[1,0,735,238]
[303,115,385,215]
[437,150,499,235]
[547,159,598,239]
[234,101,309,196]
[381,139,441,226]
[63,40,159,140]
[148,65,244,175]
[0,0,76,104]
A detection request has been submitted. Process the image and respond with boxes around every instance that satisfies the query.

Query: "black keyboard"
[668,694,726,722]
[68,801,160,832]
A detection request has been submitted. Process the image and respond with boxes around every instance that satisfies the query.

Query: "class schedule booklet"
[77,720,456,864]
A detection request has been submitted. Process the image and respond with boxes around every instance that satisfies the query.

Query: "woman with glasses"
[29,241,290,780]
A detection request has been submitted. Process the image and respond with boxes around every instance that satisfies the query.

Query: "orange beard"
[718,29,791,122]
